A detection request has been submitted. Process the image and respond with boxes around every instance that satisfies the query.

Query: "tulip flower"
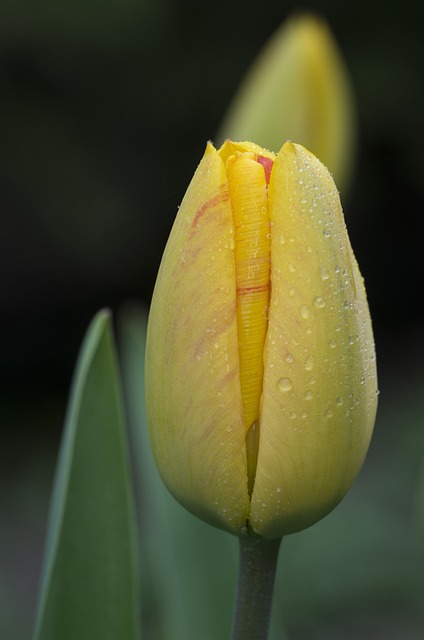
[217,13,357,194]
[145,140,377,541]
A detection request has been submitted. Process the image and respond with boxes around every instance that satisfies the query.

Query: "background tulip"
[145,140,378,540]
[217,14,357,194]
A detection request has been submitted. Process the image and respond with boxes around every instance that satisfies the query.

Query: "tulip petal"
[250,142,378,538]
[145,143,250,534]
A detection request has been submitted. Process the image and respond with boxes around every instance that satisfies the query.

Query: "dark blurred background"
[1,0,424,638]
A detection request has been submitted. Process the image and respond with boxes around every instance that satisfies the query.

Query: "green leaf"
[33,309,140,640]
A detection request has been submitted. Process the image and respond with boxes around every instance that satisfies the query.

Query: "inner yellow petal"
[226,153,271,434]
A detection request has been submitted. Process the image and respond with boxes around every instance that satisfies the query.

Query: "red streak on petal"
[257,156,274,185]
[236,283,270,296]
[190,188,229,236]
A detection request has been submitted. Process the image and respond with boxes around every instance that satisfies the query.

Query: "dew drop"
[301,411,308,420]
[289,287,296,297]
[314,296,326,308]
[214,342,220,349]
[329,339,337,349]
[305,390,313,401]
[323,229,331,238]
[289,262,296,273]
[325,409,333,418]
[277,377,292,392]
[300,305,310,319]
[229,237,235,250]
[285,353,294,363]
[290,411,297,419]
[279,232,286,245]
[304,354,314,371]
[336,397,343,406]
[276,487,281,493]
[320,266,330,280]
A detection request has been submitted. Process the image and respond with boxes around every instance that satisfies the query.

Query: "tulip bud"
[217,13,357,194]
[145,140,377,539]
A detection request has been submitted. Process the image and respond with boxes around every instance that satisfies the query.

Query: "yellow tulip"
[145,140,377,539]
[217,13,357,194]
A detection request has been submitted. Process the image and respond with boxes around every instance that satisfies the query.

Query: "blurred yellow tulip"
[217,14,357,193]
[145,140,377,539]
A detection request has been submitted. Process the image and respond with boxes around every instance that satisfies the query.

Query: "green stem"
[231,534,282,640]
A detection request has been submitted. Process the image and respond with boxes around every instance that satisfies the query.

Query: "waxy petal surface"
[145,144,250,534]
[250,143,378,538]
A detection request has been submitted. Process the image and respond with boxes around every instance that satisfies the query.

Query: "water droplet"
[279,233,286,245]
[229,237,235,250]
[320,266,329,280]
[335,264,341,273]
[289,262,296,273]
[305,390,313,401]
[301,411,308,419]
[304,354,314,371]
[329,339,337,348]
[300,305,310,319]
[277,377,292,392]
[276,487,281,493]
[336,397,343,406]
[285,353,294,363]
[323,229,331,237]
[214,342,220,349]
[290,411,297,419]
[288,236,295,243]
[305,327,313,335]
[325,408,333,418]
[314,296,326,308]
[289,287,296,297]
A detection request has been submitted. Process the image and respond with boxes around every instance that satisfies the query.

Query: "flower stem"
[231,534,282,640]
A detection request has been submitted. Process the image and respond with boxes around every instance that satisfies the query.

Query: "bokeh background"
[1,0,424,638]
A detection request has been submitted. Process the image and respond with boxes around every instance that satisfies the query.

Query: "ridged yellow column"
[226,153,271,490]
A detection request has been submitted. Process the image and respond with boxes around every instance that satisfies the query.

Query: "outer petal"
[145,143,250,534]
[250,142,378,538]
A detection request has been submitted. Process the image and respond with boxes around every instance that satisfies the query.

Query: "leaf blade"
[33,309,140,640]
